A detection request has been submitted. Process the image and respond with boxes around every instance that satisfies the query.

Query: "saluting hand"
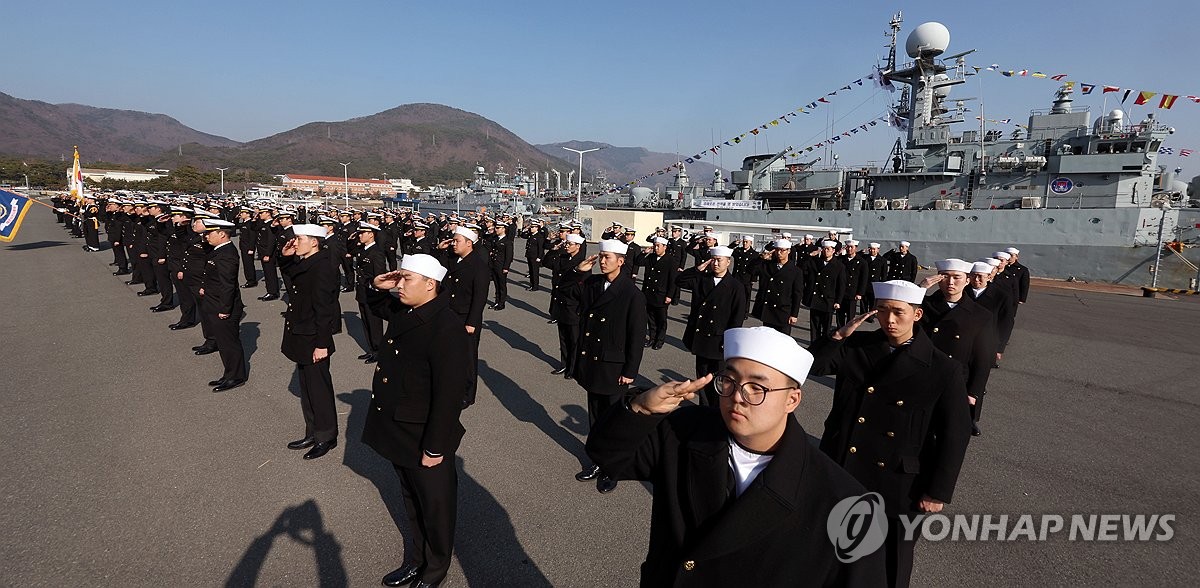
[697,259,713,272]
[281,238,297,257]
[631,374,714,415]
[576,254,599,273]
[833,310,876,340]
[919,274,945,289]
[373,270,404,290]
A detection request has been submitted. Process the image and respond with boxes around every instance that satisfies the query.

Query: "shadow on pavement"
[224,499,347,588]
[478,360,589,467]
[342,310,370,353]
[504,297,551,320]
[457,455,552,587]
[485,320,557,368]
[241,321,260,369]
[5,240,67,251]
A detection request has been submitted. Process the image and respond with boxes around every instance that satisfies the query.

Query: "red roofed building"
[281,174,393,196]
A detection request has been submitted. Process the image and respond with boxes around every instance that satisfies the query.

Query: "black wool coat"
[752,260,805,325]
[441,249,490,329]
[677,269,746,360]
[920,291,998,400]
[587,406,888,588]
[574,272,647,396]
[279,250,339,364]
[200,243,244,317]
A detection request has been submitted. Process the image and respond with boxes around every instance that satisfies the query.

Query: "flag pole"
[5,190,85,220]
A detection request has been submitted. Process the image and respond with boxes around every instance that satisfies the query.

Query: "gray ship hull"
[703,208,1200,288]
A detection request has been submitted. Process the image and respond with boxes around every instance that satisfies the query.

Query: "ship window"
[1096,143,1112,154]
[1090,218,1101,224]
[1131,142,1146,152]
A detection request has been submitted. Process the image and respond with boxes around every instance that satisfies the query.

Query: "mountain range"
[0,91,719,186]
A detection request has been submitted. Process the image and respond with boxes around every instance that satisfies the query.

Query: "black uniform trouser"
[298,361,337,442]
[884,517,918,588]
[462,321,481,407]
[586,392,619,430]
[281,271,293,301]
[262,258,280,297]
[737,276,753,316]
[205,309,247,381]
[694,356,723,407]
[556,321,578,373]
[112,241,128,269]
[393,461,458,585]
[153,261,174,306]
[357,300,384,352]
[970,393,984,423]
[646,303,668,345]
[340,256,355,289]
[129,248,143,282]
[190,283,214,347]
[491,267,508,306]
[861,291,876,315]
[385,247,398,271]
[810,308,833,340]
[240,251,257,284]
[134,255,156,291]
[84,223,100,249]
[173,275,197,325]
[764,321,793,336]
[526,257,541,288]
[835,298,857,328]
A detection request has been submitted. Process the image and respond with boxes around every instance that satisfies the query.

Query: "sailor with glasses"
[586,326,886,586]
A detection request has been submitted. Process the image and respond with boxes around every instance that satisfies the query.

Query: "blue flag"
[0,189,34,242]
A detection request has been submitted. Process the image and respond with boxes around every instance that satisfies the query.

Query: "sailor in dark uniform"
[861,242,889,316]
[1002,247,1030,306]
[147,207,176,312]
[354,222,389,363]
[255,209,281,301]
[520,219,547,291]
[273,211,297,300]
[808,280,971,588]
[236,207,259,288]
[197,218,248,392]
[571,239,647,494]
[918,259,998,438]
[183,211,216,350]
[363,255,469,588]
[586,327,887,587]
[837,240,868,328]
[989,251,1020,366]
[405,222,434,256]
[279,223,341,460]
[805,240,847,341]
[486,221,514,310]
[544,233,587,376]
[437,225,490,408]
[636,237,677,350]
[666,226,688,304]
[966,261,1014,433]
[676,246,747,405]
[751,239,805,335]
[82,201,102,251]
[884,240,918,282]
[731,235,759,309]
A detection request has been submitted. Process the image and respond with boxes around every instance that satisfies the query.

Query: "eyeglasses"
[712,374,795,406]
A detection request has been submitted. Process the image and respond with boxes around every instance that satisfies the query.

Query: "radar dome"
[630,187,654,203]
[906,22,950,58]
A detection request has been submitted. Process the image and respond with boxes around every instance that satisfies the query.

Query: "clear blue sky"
[5,0,1198,181]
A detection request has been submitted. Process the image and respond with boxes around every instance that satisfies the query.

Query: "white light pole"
[563,146,601,218]
[21,174,29,189]
[339,162,351,208]
[216,167,229,195]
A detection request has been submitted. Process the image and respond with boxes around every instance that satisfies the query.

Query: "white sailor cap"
[292,224,325,238]
[192,208,218,219]
[899,240,911,247]
[934,258,974,273]
[709,246,734,257]
[599,239,628,255]
[971,262,995,274]
[773,239,793,249]
[846,240,860,246]
[200,218,235,231]
[993,251,1012,260]
[317,215,337,225]
[782,232,793,239]
[741,235,755,242]
[1005,247,1020,255]
[723,326,814,386]
[653,237,669,245]
[983,257,1002,267]
[803,234,814,240]
[357,221,381,232]
[821,240,839,248]
[169,206,193,215]
[400,253,447,282]
[454,226,479,243]
[869,242,881,249]
[872,280,927,304]
[566,234,586,245]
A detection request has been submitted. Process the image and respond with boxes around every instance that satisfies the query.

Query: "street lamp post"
[562,146,601,218]
[21,174,29,190]
[216,167,229,195]
[339,162,351,208]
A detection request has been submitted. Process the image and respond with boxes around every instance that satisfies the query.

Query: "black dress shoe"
[108,262,118,266]
[547,318,557,324]
[972,423,982,437]
[382,564,421,587]
[208,378,228,387]
[652,341,664,350]
[412,582,438,588]
[113,270,130,275]
[575,465,601,481]
[213,379,246,392]
[339,286,353,293]
[564,372,573,380]
[597,476,618,493]
[357,353,372,360]
[524,286,536,291]
[551,367,567,375]
[258,294,279,301]
[364,354,377,364]
[170,322,197,330]
[191,344,206,351]
[303,439,337,460]
[493,303,505,311]
[151,304,176,312]
[194,347,218,355]
[241,282,258,288]
[287,436,316,450]
[643,341,652,348]
[124,280,138,285]
[136,289,158,296]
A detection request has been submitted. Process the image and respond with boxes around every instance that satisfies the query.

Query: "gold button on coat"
[382,377,388,383]
[683,561,695,571]
[866,386,875,393]
[896,400,904,406]
[849,447,857,454]
[857,417,865,423]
